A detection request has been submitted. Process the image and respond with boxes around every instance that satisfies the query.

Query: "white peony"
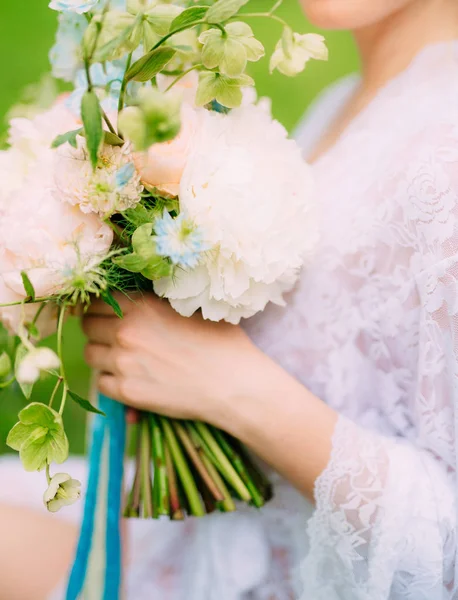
[54,140,143,217]
[154,104,318,324]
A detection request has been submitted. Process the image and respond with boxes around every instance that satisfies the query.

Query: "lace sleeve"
[298,125,458,600]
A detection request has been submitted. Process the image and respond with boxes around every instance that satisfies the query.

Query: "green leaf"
[113,252,149,273]
[132,223,155,257]
[68,390,106,416]
[14,344,33,400]
[104,131,125,146]
[20,271,35,301]
[126,46,177,82]
[101,289,124,318]
[81,90,103,171]
[206,0,249,23]
[0,352,12,379]
[170,6,208,30]
[123,204,155,227]
[51,128,83,149]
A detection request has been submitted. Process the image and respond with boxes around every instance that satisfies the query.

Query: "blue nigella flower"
[115,163,136,189]
[49,0,100,14]
[154,211,208,269]
[49,12,87,82]
[66,61,125,116]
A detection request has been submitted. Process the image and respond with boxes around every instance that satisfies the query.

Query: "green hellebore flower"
[270,31,328,77]
[7,403,69,472]
[127,0,183,50]
[84,10,142,61]
[199,22,265,78]
[196,71,254,109]
[44,473,82,513]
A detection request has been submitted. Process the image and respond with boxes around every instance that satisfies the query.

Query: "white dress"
[1,40,458,599]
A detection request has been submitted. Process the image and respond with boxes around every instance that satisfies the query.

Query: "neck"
[354,1,458,92]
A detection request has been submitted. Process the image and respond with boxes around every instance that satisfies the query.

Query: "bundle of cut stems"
[124,412,273,519]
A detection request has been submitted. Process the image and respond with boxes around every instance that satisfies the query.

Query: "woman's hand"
[83,292,268,428]
[83,292,338,499]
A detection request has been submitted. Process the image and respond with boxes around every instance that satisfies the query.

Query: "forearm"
[215,352,338,502]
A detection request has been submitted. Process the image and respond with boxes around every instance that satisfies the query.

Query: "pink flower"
[134,103,198,197]
[0,181,112,335]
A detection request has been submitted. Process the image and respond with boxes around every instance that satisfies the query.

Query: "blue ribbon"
[66,395,126,600]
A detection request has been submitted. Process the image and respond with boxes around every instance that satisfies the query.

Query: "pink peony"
[134,103,198,197]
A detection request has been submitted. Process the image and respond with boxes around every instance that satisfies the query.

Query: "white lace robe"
[1,40,458,600]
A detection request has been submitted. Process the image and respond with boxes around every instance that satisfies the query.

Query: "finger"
[97,374,123,403]
[84,344,117,375]
[82,316,119,345]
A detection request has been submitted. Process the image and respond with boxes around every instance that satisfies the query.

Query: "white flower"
[16,348,60,385]
[44,473,81,512]
[54,141,143,217]
[154,104,318,324]
[270,33,328,77]
[49,0,99,14]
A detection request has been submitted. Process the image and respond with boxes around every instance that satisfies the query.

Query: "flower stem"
[159,417,205,517]
[269,0,284,15]
[210,426,265,508]
[233,12,288,28]
[49,377,63,409]
[164,438,185,520]
[151,21,207,52]
[194,423,252,502]
[0,297,52,308]
[164,64,203,92]
[188,430,236,512]
[57,304,69,416]
[172,420,225,502]
[124,424,142,517]
[140,414,154,518]
[151,414,170,518]
[117,51,133,118]
[46,463,52,485]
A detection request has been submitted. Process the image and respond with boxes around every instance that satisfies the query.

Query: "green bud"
[118,106,147,149]
[7,403,69,472]
[119,88,181,150]
[199,22,264,78]
[0,352,12,379]
[196,71,254,109]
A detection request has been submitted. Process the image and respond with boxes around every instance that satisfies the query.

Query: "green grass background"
[0,0,358,455]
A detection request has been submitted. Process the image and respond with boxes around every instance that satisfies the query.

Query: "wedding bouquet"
[0,0,325,523]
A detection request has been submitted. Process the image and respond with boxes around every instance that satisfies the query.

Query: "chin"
[302,0,411,30]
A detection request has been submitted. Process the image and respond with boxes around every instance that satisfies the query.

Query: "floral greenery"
[0,1,358,523]
[0,5,357,463]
